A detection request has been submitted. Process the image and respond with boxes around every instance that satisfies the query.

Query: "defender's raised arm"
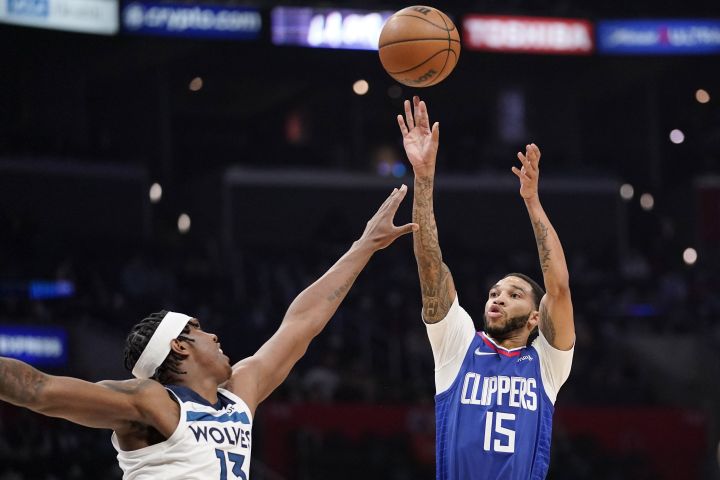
[227,186,418,410]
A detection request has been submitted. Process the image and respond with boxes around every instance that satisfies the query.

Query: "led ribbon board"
[0,326,68,367]
[597,19,720,54]
[463,15,594,54]
[0,0,118,34]
[122,1,261,39]
[272,6,394,50]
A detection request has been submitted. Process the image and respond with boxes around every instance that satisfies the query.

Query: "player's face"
[186,320,232,381]
[484,276,536,337]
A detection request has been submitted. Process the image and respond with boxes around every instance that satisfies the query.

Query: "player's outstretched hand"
[512,143,541,200]
[398,96,439,178]
[360,185,418,251]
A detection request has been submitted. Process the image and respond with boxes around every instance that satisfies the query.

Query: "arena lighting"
[695,89,710,104]
[178,213,191,233]
[669,129,685,144]
[683,247,698,265]
[640,193,655,211]
[149,182,162,203]
[619,183,634,201]
[353,79,369,95]
[189,77,203,92]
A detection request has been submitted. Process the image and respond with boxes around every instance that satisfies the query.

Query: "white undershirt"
[424,294,574,403]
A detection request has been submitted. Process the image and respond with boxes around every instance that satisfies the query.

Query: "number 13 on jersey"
[483,412,516,453]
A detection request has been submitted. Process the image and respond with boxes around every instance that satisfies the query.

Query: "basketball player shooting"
[0,186,417,479]
[398,97,575,479]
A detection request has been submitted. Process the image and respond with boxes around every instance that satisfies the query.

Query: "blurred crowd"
[1,223,719,478]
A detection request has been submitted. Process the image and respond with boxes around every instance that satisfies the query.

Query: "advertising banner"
[463,15,593,54]
[0,0,118,34]
[272,6,394,50]
[122,1,261,39]
[597,19,720,54]
[0,326,68,367]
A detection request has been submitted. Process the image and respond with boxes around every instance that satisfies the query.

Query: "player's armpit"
[538,291,574,351]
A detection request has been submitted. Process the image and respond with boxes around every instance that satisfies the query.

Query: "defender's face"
[484,276,535,330]
[186,320,232,381]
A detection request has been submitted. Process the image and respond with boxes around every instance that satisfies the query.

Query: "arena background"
[1,0,720,478]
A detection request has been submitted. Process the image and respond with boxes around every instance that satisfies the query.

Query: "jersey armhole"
[217,388,254,424]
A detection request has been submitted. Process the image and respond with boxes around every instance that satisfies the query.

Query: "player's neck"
[485,331,527,350]
[174,369,220,404]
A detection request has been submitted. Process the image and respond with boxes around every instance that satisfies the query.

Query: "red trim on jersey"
[478,332,523,357]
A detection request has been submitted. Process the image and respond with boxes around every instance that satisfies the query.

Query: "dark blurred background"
[1,0,720,478]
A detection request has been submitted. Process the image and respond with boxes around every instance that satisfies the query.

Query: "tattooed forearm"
[532,220,551,273]
[326,271,361,303]
[422,264,454,322]
[0,358,49,407]
[413,175,454,322]
[539,302,556,344]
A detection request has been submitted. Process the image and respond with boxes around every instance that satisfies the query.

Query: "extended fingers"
[397,115,409,136]
[517,151,531,172]
[526,143,541,167]
[404,100,415,130]
[511,166,531,182]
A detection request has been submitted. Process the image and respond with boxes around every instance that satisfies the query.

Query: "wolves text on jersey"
[189,425,251,448]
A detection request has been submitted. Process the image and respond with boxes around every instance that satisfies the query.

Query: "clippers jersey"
[112,385,253,480]
[427,296,573,480]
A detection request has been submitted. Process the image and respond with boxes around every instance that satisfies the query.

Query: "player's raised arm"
[398,96,456,323]
[0,357,174,433]
[512,143,574,350]
[227,186,418,411]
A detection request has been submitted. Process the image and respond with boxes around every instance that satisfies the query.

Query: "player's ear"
[528,310,540,329]
[170,338,189,355]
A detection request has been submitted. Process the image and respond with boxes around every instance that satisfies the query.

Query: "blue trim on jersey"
[435,333,554,480]
[165,384,236,410]
[186,411,251,425]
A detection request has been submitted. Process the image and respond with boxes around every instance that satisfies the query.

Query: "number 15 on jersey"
[483,412,516,453]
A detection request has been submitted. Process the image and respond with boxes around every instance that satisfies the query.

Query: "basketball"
[378,6,461,88]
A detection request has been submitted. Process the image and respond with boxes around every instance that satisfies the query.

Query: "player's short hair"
[123,310,195,384]
[503,273,545,346]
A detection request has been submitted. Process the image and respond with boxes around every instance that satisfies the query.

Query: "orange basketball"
[378,6,461,88]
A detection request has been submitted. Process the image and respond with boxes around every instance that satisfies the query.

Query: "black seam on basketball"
[391,14,456,32]
[379,38,461,48]
[428,12,453,85]
[428,49,457,86]
[388,48,453,75]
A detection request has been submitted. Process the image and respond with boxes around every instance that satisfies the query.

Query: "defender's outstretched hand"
[398,96,439,177]
[360,184,418,251]
[512,143,541,199]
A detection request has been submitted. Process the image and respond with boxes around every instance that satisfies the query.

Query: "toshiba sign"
[463,15,594,54]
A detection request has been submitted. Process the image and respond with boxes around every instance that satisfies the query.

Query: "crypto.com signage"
[122,1,261,39]
[463,15,594,54]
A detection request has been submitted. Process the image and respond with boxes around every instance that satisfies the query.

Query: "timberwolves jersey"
[427,296,573,480]
[112,385,253,480]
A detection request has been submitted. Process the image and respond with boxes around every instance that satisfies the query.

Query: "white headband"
[132,311,192,379]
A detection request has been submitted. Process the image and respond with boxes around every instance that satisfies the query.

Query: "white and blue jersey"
[427,295,573,480]
[112,385,253,480]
